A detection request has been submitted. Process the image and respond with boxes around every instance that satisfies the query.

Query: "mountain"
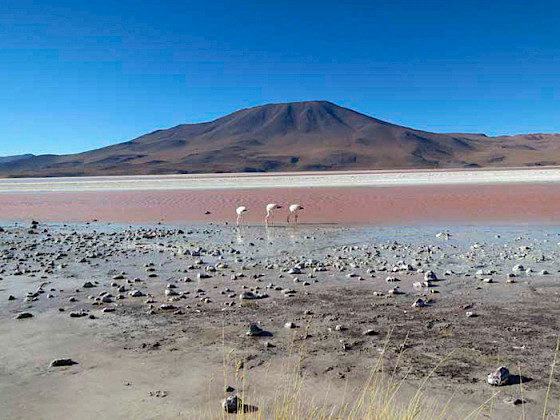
[0,154,35,164]
[0,101,558,177]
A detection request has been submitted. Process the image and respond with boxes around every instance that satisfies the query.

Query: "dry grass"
[195,331,560,420]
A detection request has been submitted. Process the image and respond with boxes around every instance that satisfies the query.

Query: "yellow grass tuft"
[195,329,560,420]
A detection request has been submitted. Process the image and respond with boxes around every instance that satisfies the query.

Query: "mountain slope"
[0,101,558,177]
[0,154,35,164]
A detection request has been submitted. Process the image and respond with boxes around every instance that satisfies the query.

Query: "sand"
[2,223,560,420]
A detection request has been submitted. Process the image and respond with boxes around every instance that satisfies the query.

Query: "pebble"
[424,270,438,281]
[246,324,266,337]
[222,395,241,413]
[50,358,77,367]
[412,298,426,308]
[488,366,511,386]
[504,397,526,406]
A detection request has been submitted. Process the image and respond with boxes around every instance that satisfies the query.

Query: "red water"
[0,184,559,225]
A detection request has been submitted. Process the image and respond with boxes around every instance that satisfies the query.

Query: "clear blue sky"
[1,0,559,156]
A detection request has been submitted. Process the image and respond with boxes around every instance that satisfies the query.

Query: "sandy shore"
[2,222,560,419]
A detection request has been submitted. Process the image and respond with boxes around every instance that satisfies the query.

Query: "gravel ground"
[2,221,560,419]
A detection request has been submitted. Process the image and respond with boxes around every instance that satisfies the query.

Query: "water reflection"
[235,226,245,244]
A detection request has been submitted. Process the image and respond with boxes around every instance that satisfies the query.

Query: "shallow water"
[2,183,560,225]
[3,221,559,291]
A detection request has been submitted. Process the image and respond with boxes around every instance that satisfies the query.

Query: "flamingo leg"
[287,213,291,223]
[236,214,241,227]
[265,211,270,227]
[295,212,298,224]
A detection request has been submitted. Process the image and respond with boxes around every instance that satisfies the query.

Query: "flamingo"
[265,203,282,226]
[236,206,247,227]
[287,204,304,224]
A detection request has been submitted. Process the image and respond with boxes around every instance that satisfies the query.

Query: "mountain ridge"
[1,101,559,177]
[0,154,35,164]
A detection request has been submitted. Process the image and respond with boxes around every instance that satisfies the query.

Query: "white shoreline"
[2,168,560,193]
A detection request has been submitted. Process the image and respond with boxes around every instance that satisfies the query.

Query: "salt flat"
[2,167,560,193]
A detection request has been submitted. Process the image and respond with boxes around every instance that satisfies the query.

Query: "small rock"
[424,270,438,281]
[488,366,510,386]
[239,292,258,300]
[412,298,426,308]
[504,397,526,406]
[246,324,266,337]
[50,358,77,367]
[222,395,241,413]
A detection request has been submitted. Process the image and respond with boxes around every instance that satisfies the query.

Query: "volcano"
[1,101,558,177]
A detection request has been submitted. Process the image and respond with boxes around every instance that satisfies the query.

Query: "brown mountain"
[0,154,35,164]
[0,101,558,177]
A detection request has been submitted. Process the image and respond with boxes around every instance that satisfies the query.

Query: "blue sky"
[1,0,559,155]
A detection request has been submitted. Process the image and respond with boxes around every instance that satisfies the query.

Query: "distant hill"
[1,101,559,177]
[0,154,35,164]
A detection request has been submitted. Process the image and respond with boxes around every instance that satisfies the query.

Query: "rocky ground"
[2,221,560,419]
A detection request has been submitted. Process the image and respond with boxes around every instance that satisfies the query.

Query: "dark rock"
[222,395,241,413]
[50,358,77,367]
